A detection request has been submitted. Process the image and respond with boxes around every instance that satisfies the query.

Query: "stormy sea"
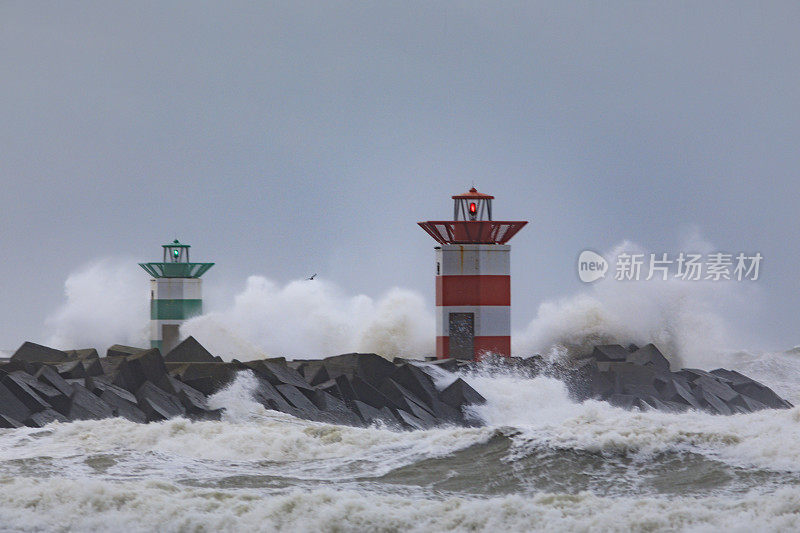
[2,264,799,532]
[0,349,798,532]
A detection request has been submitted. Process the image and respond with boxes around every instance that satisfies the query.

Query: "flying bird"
[306,273,317,280]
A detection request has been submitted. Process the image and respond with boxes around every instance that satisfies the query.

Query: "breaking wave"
[512,241,757,369]
[181,276,434,361]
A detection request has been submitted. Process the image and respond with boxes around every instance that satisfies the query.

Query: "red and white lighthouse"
[419,188,527,360]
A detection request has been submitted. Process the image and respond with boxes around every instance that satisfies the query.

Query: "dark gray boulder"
[106,345,148,358]
[135,381,185,421]
[0,414,23,428]
[2,372,50,414]
[438,378,486,409]
[11,342,70,363]
[559,344,792,415]
[626,344,671,371]
[69,384,114,420]
[6,370,70,415]
[0,381,31,422]
[25,409,69,427]
[164,336,221,363]
[592,345,630,362]
[55,360,87,379]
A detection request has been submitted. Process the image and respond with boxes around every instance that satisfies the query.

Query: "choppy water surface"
[1,353,799,532]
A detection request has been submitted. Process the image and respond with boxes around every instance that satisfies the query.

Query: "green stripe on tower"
[150,340,163,350]
[150,299,203,320]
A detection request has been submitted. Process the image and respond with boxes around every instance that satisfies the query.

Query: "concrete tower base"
[434,244,511,360]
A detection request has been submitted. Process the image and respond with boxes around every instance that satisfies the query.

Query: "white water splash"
[513,240,757,369]
[44,258,149,353]
[181,276,434,360]
[449,360,800,473]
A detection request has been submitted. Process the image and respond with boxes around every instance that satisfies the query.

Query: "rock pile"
[529,343,792,414]
[0,336,486,430]
[0,338,791,429]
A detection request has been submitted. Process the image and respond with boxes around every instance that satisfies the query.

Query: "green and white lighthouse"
[139,240,214,353]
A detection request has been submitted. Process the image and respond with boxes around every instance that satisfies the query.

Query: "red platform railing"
[418,220,528,244]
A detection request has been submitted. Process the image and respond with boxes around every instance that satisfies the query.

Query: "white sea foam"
[0,373,493,481]
[450,363,800,473]
[0,477,797,533]
[0,367,798,531]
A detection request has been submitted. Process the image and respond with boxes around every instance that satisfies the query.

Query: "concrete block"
[592,345,630,362]
[394,408,432,430]
[135,381,185,421]
[243,359,311,390]
[700,389,733,415]
[55,360,87,379]
[0,382,31,422]
[731,381,792,409]
[671,379,702,410]
[82,358,104,377]
[66,349,99,360]
[106,345,148,358]
[276,383,321,413]
[164,336,220,363]
[438,378,486,409]
[7,370,69,415]
[334,374,358,409]
[69,384,114,420]
[2,372,50,413]
[694,376,738,402]
[251,377,295,413]
[349,375,394,409]
[607,394,636,410]
[353,400,383,424]
[0,414,23,428]
[302,362,330,386]
[25,409,69,427]
[100,389,147,423]
[626,344,671,371]
[11,342,70,363]
[428,359,459,372]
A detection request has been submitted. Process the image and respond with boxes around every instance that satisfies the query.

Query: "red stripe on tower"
[436,275,511,306]
[419,187,527,361]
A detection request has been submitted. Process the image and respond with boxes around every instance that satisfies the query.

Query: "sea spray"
[43,239,755,368]
[512,241,758,369]
[182,277,434,360]
[439,359,800,472]
[44,258,150,352]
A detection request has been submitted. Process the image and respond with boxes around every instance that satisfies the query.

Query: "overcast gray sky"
[1,2,799,353]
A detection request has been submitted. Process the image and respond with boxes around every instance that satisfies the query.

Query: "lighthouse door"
[162,325,179,354]
[449,312,474,360]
